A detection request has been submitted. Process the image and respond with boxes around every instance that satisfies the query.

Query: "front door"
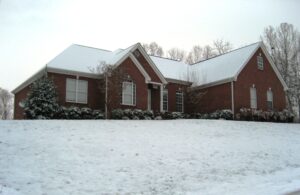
[148,89,151,110]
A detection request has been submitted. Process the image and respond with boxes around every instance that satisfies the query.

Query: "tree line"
[142,39,233,64]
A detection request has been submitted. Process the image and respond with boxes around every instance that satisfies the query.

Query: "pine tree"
[23,77,60,119]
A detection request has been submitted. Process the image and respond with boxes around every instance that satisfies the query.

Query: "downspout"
[160,84,163,112]
[231,81,235,119]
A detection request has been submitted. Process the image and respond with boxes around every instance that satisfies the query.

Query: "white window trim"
[66,78,88,104]
[250,86,257,109]
[163,89,168,111]
[257,56,264,70]
[176,91,184,113]
[122,81,136,106]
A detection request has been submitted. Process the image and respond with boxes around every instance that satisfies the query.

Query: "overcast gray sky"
[1,0,299,91]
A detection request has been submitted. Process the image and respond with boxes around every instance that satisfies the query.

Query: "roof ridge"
[191,41,262,65]
[73,44,112,52]
[150,55,185,63]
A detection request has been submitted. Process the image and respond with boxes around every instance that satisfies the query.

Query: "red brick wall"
[13,72,104,119]
[133,49,162,83]
[234,48,286,112]
[186,83,232,114]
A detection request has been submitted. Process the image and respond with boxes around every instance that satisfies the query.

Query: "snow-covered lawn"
[0,120,300,195]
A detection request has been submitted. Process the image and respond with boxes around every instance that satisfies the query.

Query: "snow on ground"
[0,120,300,195]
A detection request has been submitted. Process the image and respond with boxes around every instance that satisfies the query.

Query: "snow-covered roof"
[190,42,261,86]
[47,44,137,74]
[150,56,189,81]
[14,41,287,94]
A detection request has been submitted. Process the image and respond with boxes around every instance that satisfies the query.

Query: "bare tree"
[213,39,233,55]
[261,23,300,114]
[142,42,164,57]
[90,62,126,119]
[167,48,186,61]
[0,88,14,120]
[185,88,207,114]
[202,45,216,60]
[186,45,203,64]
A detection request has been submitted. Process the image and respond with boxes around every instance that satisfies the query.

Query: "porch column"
[160,84,163,112]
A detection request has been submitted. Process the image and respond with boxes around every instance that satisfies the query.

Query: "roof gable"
[190,42,261,87]
[46,43,167,84]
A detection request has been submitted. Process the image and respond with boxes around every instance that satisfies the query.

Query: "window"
[163,89,168,111]
[257,55,264,70]
[122,81,136,106]
[176,91,183,112]
[250,87,257,109]
[66,78,88,103]
[267,89,273,110]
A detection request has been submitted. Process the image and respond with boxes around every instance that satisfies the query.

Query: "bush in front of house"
[56,106,104,119]
[160,111,186,119]
[189,109,233,120]
[236,108,294,122]
[111,109,154,120]
[111,109,234,120]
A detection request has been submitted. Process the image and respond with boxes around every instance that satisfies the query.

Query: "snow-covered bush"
[67,106,82,119]
[188,110,233,120]
[56,106,104,119]
[22,77,60,119]
[236,108,294,122]
[161,112,185,119]
[92,110,104,119]
[111,109,124,119]
[143,110,154,119]
[111,109,154,120]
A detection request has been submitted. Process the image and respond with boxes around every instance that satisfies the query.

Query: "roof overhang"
[47,67,102,79]
[190,77,235,91]
[166,78,192,86]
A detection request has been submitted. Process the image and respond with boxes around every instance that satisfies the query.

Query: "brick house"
[12,42,287,119]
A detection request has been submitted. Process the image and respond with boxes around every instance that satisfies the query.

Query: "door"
[148,89,151,110]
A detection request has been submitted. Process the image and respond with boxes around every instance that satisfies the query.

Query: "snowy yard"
[0,120,300,195]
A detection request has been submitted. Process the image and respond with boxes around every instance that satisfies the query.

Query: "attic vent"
[133,50,141,58]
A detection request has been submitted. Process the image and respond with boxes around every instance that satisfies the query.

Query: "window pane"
[78,80,88,93]
[250,87,257,109]
[66,91,76,102]
[122,82,135,105]
[66,79,76,92]
[66,79,76,102]
[163,89,168,111]
[77,92,87,103]
[267,90,273,110]
[267,90,273,101]
[176,92,183,112]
